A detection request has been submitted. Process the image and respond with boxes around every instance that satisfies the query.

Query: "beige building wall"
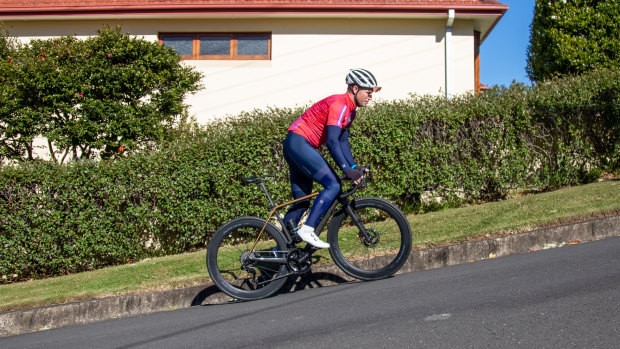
[2,17,475,123]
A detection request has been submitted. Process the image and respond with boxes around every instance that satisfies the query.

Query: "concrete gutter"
[1,214,619,337]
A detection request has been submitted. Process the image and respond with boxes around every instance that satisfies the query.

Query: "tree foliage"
[0,26,203,163]
[527,0,620,82]
[0,26,25,160]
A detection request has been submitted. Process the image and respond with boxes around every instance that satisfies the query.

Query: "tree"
[0,26,203,163]
[0,25,29,161]
[11,36,86,162]
[527,0,620,82]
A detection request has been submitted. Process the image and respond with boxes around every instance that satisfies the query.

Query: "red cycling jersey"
[288,93,357,149]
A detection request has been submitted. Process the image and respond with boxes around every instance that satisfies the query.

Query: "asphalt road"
[3,237,619,348]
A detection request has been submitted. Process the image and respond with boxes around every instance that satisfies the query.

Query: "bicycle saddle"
[242,174,276,183]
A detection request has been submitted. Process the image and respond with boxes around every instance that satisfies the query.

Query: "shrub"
[527,0,620,82]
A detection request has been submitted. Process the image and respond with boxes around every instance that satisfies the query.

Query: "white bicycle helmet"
[346,68,381,91]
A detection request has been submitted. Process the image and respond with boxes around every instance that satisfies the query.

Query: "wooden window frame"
[159,32,271,60]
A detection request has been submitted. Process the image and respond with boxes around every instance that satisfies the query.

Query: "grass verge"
[0,179,618,313]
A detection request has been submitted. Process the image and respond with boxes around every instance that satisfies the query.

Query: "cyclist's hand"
[346,168,363,184]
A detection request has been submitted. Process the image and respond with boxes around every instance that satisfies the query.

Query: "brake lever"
[356,164,372,189]
[340,164,371,188]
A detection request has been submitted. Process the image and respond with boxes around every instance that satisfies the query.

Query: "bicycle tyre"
[206,216,289,301]
[327,197,412,280]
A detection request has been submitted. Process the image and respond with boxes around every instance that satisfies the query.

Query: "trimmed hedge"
[1,69,618,282]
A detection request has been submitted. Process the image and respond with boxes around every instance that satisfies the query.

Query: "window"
[159,33,271,60]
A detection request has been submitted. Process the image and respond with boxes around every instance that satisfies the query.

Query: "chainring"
[286,248,312,273]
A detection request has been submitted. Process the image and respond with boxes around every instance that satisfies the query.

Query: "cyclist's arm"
[338,128,357,169]
[326,125,354,173]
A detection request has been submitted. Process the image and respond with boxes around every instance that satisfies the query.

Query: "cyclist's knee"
[329,180,341,193]
[322,179,340,199]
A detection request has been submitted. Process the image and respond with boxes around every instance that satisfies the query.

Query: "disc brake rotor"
[360,229,380,247]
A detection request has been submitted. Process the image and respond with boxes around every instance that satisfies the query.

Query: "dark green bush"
[1,68,618,283]
[527,0,620,82]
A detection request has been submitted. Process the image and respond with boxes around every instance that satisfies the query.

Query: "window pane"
[237,36,269,56]
[200,37,230,56]
[161,36,193,56]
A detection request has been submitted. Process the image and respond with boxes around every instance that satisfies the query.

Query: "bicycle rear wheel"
[327,197,412,280]
[206,216,289,301]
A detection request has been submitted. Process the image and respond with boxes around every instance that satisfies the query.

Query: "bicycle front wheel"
[327,197,412,280]
[206,216,289,301]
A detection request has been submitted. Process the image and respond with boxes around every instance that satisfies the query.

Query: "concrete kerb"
[1,214,619,337]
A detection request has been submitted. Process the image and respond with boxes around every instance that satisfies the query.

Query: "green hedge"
[1,69,618,282]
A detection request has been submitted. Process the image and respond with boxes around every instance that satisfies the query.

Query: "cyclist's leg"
[282,133,340,229]
[304,167,339,227]
[282,161,312,228]
[296,168,339,248]
[283,133,313,228]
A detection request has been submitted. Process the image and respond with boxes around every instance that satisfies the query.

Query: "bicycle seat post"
[258,181,276,208]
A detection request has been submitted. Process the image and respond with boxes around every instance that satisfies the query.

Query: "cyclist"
[283,68,380,248]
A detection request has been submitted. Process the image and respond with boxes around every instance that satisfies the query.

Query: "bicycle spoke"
[217,237,279,288]
[328,197,412,280]
[207,217,289,300]
[339,208,401,261]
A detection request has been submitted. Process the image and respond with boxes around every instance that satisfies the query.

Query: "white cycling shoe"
[297,225,330,249]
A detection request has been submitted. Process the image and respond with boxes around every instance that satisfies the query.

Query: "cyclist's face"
[355,87,373,107]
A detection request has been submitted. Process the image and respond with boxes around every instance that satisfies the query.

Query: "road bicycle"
[206,165,412,301]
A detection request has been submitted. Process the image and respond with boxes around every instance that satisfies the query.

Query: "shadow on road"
[191,270,352,306]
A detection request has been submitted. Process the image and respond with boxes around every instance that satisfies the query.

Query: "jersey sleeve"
[339,128,356,167]
[326,125,354,173]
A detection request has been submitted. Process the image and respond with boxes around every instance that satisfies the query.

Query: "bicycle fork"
[338,199,378,246]
[314,197,376,245]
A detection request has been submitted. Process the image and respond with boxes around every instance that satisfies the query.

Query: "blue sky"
[480,0,536,87]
